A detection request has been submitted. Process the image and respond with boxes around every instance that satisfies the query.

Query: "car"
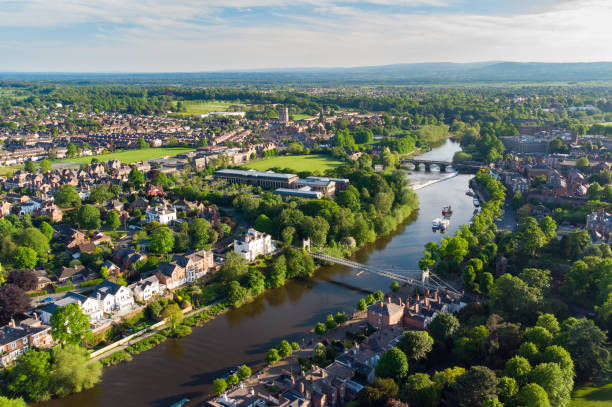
[42,296,54,303]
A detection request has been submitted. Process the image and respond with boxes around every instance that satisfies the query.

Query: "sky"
[1,0,611,72]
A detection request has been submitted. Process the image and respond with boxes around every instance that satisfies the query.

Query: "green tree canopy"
[50,303,92,345]
[398,331,434,361]
[49,344,102,398]
[77,204,101,230]
[149,226,174,254]
[375,347,409,381]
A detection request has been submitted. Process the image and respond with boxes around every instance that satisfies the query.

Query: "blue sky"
[0,0,610,72]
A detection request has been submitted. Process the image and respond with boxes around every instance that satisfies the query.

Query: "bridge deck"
[311,252,461,295]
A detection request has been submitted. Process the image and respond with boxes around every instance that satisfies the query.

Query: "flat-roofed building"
[275,187,323,199]
[296,177,336,195]
[213,169,298,189]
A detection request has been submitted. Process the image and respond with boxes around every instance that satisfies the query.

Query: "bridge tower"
[421,268,430,286]
[302,238,311,252]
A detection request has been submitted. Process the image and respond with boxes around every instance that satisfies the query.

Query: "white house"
[234,228,275,262]
[39,292,103,325]
[19,199,42,215]
[91,281,134,314]
[129,275,164,302]
[145,205,177,225]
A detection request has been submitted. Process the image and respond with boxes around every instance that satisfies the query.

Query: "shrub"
[80,279,104,288]
[100,350,133,367]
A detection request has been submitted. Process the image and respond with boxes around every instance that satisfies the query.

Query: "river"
[39,139,472,407]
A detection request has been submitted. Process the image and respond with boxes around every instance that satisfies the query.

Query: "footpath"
[90,300,224,362]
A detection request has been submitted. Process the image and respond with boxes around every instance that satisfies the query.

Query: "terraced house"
[0,317,53,367]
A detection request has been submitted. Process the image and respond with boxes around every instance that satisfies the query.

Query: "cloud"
[0,0,610,71]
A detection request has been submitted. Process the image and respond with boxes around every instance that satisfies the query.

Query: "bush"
[28,290,47,297]
[171,324,192,338]
[54,284,75,293]
[126,333,167,355]
[80,278,104,288]
[100,350,132,367]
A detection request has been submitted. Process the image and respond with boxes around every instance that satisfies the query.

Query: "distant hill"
[2,62,612,85]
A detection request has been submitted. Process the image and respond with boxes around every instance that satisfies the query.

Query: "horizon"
[2,0,612,72]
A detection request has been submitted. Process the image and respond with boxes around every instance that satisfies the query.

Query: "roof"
[0,322,50,347]
[367,300,404,317]
[214,168,298,180]
[91,280,124,298]
[40,292,88,314]
[157,262,184,277]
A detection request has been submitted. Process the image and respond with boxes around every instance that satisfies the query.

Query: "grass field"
[570,383,612,407]
[292,114,313,121]
[173,100,235,115]
[57,147,196,165]
[241,154,343,173]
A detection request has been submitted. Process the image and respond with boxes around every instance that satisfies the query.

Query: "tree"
[162,303,183,328]
[254,214,275,235]
[530,362,572,407]
[267,255,287,288]
[39,221,54,241]
[357,299,367,311]
[518,217,546,255]
[128,167,145,188]
[189,218,211,249]
[7,269,37,290]
[398,331,433,361]
[39,159,52,174]
[227,374,239,387]
[315,322,327,335]
[489,274,539,321]
[89,185,112,204]
[0,284,31,325]
[556,317,610,381]
[246,270,265,296]
[539,216,557,240]
[402,373,436,407]
[54,184,80,208]
[518,342,540,364]
[50,303,91,345]
[106,210,121,230]
[67,142,77,158]
[428,312,460,343]
[576,157,590,170]
[390,281,399,292]
[149,226,174,254]
[497,376,518,404]
[6,349,51,401]
[334,312,348,324]
[228,281,249,308]
[0,396,27,407]
[281,226,295,247]
[375,347,409,381]
[525,326,553,350]
[138,136,148,149]
[221,252,248,282]
[561,260,591,300]
[49,344,102,397]
[13,246,38,269]
[518,383,550,407]
[542,345,574,374]
[266,348,280,365]
[24,159,36,174]
[213,378,227,395]
[277,340,293,358]
[503,356,532,385]
[447,366,498,407]
[15,227,50,261]
[519,268,552,296]
[237,365,251,381]
[77,204,101,230]
[359,378,399,407]
[301,216,330,247]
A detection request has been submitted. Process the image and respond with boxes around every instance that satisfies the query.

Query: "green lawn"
[57,147,195,165]
[292,114,312,121]
[174,100,235,115]
[570,383,612,407]
[241,154,343,173]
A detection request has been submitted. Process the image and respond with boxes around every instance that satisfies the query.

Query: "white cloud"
[0,0,611,71]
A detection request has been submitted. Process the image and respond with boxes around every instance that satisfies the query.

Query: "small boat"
[442,205,453,217]
[169,399,190,407]
[473,198,480,207]
[439,218,450,231]
[466,190,474,196]
[432,218,441,229]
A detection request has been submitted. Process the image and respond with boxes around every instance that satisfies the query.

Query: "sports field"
[57,147,195,165]
[570,383,612,407]
[174,100,235,115]
[241,154,343,173]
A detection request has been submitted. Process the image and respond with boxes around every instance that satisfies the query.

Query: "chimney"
[8,319,15,328]
[397,298,402,306]
[425,297,429,306]
[33,312,38,320]
[380,302,383,309]
[387,297,391,304]
[405,299,410,309]
[428,303,432,311]
[425,289,430,297]
[414,303,419,313]
[433,290,438,300]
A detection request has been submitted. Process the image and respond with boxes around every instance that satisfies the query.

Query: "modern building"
[40,292,104,325]
[213,169,299,189]
[274,187,323,199]
[234,228,275,262]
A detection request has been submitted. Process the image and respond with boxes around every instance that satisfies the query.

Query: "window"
[11,343,16,349]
